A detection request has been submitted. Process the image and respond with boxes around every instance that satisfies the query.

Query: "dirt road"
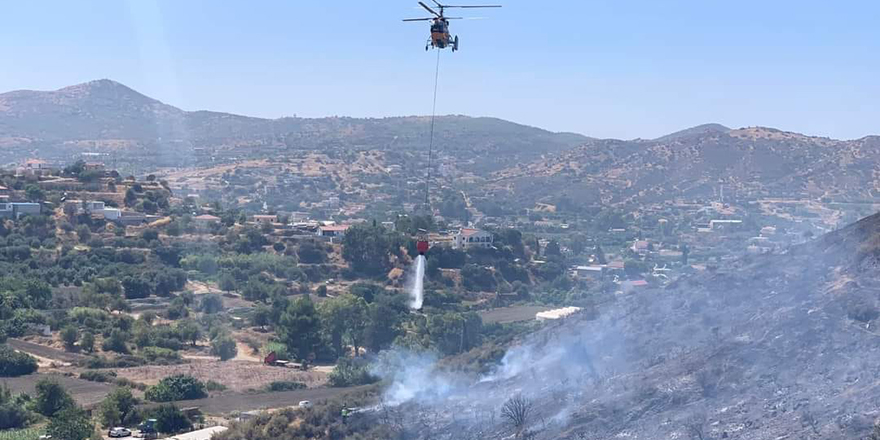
[8,339,87,363]
[1,373,113,407]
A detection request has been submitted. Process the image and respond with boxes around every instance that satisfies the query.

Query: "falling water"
[408,255,426,310]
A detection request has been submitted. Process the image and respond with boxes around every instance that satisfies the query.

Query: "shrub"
[210,336,237,361]
[264,381,306,392]
[140,347,181,364]
[0,345,38,377]
[142,404,191,434]
[79,370,117,383]
[327,358,377,387]
[144,375,207,402]
[205,380,227,392]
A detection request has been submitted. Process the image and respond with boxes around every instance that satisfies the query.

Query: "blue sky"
[1,0,877,139]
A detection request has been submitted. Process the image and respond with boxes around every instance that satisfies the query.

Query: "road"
[1,373,113,407]
[141,386,371,415]
[8,339,87,363]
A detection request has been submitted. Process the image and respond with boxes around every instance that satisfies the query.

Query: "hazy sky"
[1,1,877,140]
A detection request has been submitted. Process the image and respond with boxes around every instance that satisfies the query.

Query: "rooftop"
[194,214,221,221]
[169,426,228,440]
[320,224,350,232]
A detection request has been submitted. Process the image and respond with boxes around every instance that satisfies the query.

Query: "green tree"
[199,294,224,314]
[24,185,44,202]
[0,344,38,377]
[144,375,207,402]
[251,304,272,330]
[318,298,346,358]
[297,240,328,264]
[569,234,588,255]
[47,406,94,440]
[364,296,405,353]
[98,387,137,428]
[146,404,191,434]
[123,275,153,299]
[211,336,237,361]
[424,312,483,356]
[341,224,395,276]
[76,225,91,243]
[176,320,202,347]
[35,378,75,417]
[80,331,95,353]
[327,358,377,387]
[279,296,320,361]
[60,325,79,351]
[0,385,31,429]
[544,240,562,257]
[218,272,237,292]
[101,329,129,354]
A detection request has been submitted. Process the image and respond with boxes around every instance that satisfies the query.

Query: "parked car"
[298,400,312,408]
[109,427,132,438]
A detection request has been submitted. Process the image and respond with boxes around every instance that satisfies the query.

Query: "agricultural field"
[112,360,328,392]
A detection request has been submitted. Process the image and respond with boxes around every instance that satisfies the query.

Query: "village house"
[574,265,604,280]
[317,224,350,239]
[193,214,221,228]
[0,202,41,219]
[252,214,278,224]
[83,162,105,172]
[20,159,56,176]
[630,240,650,255]
[453,228,493,249]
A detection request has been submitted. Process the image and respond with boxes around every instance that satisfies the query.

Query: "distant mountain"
[491,125,880,206]
[654,123,730,142]
[0,80,588,172]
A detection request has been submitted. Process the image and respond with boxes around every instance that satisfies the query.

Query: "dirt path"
[1,373,113,407]
[144,386,370,415]
[8,339,87,363]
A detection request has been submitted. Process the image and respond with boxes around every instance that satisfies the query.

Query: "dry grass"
[113,359,328,392]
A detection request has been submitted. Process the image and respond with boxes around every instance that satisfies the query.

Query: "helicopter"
[404,1,501,52]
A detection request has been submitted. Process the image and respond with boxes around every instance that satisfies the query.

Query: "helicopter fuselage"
[428,18,458,51]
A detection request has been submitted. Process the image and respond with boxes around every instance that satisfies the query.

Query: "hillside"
[377,212,880,439]
[0,80,588,172]
[491,125,880,206]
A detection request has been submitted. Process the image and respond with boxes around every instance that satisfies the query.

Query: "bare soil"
[478,305,551,324]
[113,359,328,392]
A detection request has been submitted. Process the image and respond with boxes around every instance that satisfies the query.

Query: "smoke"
[407,255,426,310]
[372,310,627,412]
[371,349,467,406]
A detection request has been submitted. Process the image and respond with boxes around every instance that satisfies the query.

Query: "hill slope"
[491,125,880,205]
[0,80,588,172]
[382,212,880,439]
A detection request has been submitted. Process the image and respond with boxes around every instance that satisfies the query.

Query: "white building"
[317,224,350,238]
[103,208,122,221]
[168,426,228,440]
[453,228,493,249]
[536,306,582,321]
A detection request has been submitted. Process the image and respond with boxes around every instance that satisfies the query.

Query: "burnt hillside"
[380,212,880,440]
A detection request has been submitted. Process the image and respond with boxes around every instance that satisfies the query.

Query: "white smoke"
[407,255,426,310]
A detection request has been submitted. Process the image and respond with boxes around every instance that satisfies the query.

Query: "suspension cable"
[425,49,441,206]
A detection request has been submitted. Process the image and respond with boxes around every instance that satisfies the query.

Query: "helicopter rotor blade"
[443,5,502,8]
[418,1,441,17]
[403,17,434,21]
